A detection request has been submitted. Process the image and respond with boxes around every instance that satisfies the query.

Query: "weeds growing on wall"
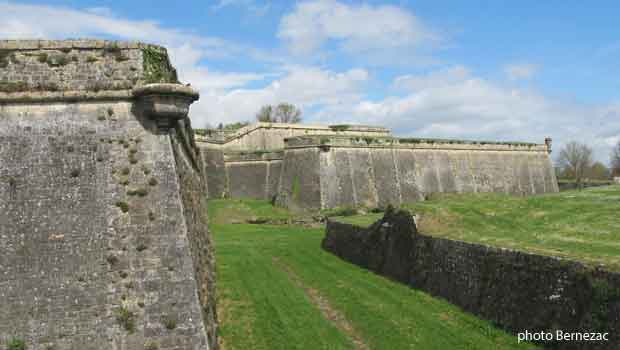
[6,337,26,350]
[142,46,179,84]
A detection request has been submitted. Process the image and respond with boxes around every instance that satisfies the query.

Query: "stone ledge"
[0,89,133,103]
[0,39,163,51]
[284,135,549,152]
[132,83,199,99]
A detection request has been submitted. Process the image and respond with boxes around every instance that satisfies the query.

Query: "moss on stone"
[0,50,9,68]
[292,176,301,201]
[6,337,26,350]
[116,201,129,213]
[163,315,177,330]
[46,53,69,67]
[329,125,351,132]
[0,81,28,93]
[127,187,148,197]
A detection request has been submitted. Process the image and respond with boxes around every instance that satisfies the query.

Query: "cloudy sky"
[2,0,619,161]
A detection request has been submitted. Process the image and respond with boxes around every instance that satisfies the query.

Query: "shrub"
[148,177,158,186]
[144,340,159,350]
[116,201,129,213]
[37,52,48,63]
[116,306,136,333]
[127,187,148,197]
[7,337,26,350]
[163,315,177,330]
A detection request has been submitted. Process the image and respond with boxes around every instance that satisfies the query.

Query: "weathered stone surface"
[0,40,216,350]
[280,136,559,210]
[323,213,620,350]
[195,122,391,150]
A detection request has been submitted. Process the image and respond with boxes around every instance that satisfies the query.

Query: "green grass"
[208,198,302,225]
[209,200,536,350]
[334,185,620,271]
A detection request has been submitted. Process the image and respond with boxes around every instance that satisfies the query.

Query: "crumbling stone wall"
[279,136,559,210]
[323,211,620,350]
[0,40,216,350]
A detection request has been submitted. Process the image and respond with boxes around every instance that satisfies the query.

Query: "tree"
[255,103,302,123]
[256,105,274,122]
[274,103,302,123]
[557,141,593,188]
[588,162,611,180]
[611,140,620,177]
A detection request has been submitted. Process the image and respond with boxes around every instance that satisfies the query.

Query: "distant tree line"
[556,140,620,187]
[201,103,303,131]
[256,103,302,123]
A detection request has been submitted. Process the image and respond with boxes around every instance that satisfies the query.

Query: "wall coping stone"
[0,39,163,51]
[0,89,133,103]
[284,135,550,152]
[194,122,391,145]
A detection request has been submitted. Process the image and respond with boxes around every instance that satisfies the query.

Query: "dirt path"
[272,257,370,350]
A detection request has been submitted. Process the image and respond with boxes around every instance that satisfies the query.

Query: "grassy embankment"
[334,185,620,271]
[209,199,537,350]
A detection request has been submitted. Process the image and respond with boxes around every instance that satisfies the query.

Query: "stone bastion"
[0,40,217,350]
[277,135,558,210]
[197,126,558,210]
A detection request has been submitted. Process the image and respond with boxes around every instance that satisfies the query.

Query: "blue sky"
[2,0,620,161]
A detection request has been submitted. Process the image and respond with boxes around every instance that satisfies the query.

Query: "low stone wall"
[322,211,620,350]
[279,136,558,210]
[558,181,614,191]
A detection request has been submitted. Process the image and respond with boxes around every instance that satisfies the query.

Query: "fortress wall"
[276,148,322,211]
[199,149,283,201]
[323,213,620,350]
[201,147,227,199]
[0,40,216,349]
[196,123,391,151]
[280,136,558,210]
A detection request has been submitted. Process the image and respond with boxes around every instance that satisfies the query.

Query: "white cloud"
[504,63,539,81]
[393,66,470,90]
[193,66,369,127]
[310,68,620,162]
[1,1,617,161]
[0,1,278,127]
[212,0,271,17]
[278,0,438,58]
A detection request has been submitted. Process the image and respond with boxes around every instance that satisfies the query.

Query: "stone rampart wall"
[200,147,284,200]
[196,122,391,151]
[322,211,620,350]
[278,136,558,210]
[0,40,216,350]
[0,39,177,95]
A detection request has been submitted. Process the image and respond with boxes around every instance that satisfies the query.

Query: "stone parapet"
[284,135,549,153]
[224,150,285,162]
[0,39,178,95]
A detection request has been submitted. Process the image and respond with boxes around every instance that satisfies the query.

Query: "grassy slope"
[335,185,620,271]
[210,200,536,350]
